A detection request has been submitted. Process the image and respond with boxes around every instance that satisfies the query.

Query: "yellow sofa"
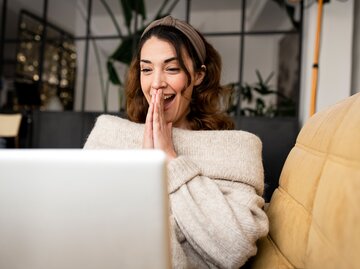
[249,93,360,269]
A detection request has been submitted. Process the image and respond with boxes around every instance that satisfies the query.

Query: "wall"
[190,9,241,85]
[187,8,281,86]
[299,0,354,126]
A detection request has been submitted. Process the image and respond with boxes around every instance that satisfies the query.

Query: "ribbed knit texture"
[84,115,269,269]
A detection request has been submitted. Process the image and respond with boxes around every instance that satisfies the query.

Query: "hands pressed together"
[143,89,177,160]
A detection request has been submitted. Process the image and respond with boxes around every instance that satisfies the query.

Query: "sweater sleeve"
[167,155,269,269]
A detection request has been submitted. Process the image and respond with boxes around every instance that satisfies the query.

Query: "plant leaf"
[120,0,133,29]
[130,0,146,20]
[241,84,252,102]
[255,69,263,84]
[120,0,147,29]
[107,60,122,85]
[110,24,146,66]
[110,36,136,65]
[256,98,265,115]
[264,71,274,85]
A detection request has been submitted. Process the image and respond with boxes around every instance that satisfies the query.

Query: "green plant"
[227,70,296,117]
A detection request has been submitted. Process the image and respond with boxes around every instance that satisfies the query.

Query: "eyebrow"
[140,57,178,64]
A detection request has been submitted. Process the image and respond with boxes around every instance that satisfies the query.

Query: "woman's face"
[140,36,204,129]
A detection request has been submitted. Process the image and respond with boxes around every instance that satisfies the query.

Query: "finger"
[153,90,163,147]
[145,94,154,128]
[143,95,154,148]
[158,88,164,115]
[154,89,166,130]
[153,90,161,130]
[159,89,166,127]
[145,97,153,124]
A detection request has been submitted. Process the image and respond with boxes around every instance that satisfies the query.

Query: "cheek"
[170,74,188,93]
[140,77,150,100]
[140,75,147,90]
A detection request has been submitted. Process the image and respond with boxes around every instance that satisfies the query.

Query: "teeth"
[164,95,173,100]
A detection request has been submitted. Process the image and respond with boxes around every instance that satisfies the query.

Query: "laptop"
[0,149,171,269]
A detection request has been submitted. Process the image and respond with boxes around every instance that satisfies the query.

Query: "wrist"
[166,150,177,161]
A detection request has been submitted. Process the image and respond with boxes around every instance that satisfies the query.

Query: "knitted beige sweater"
[84,115,269,269]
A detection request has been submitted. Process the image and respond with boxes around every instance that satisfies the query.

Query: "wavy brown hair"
[125,25,234,130]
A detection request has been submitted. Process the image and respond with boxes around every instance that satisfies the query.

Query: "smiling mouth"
[163,94,176,109]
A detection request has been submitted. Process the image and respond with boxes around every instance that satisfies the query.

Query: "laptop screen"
[0,149,171,269]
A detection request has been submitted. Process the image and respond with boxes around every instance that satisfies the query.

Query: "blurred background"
[0,0,358,200]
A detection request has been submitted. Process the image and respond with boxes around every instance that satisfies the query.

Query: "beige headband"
[141,15,206,64]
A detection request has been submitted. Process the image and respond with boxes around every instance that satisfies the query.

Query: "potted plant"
[226,70,296,117]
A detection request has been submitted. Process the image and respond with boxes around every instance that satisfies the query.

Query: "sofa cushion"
[250,93,360,269]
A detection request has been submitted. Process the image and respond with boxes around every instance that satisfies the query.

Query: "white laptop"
[0,149,171,269]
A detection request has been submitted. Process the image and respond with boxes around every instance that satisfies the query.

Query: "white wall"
[299,0,354,126]
[74,3,124,112]
[190,9,241,84]
[190,8,280,86]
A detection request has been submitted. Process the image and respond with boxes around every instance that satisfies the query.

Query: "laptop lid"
[0,149,171,269]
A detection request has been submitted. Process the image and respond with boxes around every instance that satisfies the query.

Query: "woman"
[85,16,268,269]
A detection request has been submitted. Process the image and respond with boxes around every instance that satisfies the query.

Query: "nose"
[151,70,166,90]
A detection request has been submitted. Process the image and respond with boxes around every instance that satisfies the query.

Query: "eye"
[140,67,152,74]
[166,67,180,73]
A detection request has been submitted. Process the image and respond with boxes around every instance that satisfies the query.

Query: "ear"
[194,69,206,86]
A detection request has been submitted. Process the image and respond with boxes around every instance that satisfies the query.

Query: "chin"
[164,110,174,121]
